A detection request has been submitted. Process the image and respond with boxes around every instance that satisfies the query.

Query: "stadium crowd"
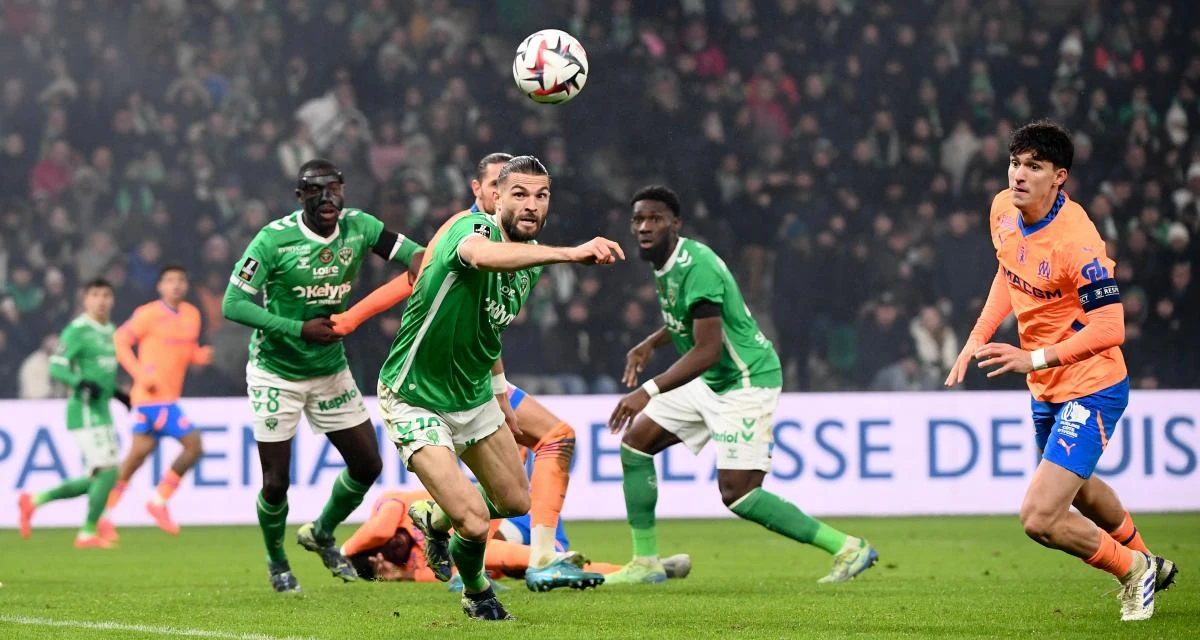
[1,0,1197,398]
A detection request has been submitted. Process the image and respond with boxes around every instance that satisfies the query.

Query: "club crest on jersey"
[319,248,334,263]
[238,257,259,282]
[1037,259,1051,280]
[472,223,492,239]
[517,271,531,295]
[338,247,353,266]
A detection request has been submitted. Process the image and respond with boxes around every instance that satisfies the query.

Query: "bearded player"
[607,185,878,585]
[376,156,623,620]
[945,120,1177,621]
[222,158,424,592]
[332,152,595,591]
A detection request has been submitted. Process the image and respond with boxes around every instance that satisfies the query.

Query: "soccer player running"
[222,158,425,593]
[333,152,602,591]
[606,186,878,585]
[105,266,211,537]
[376,155,623,620]
[945,121,1177,622]
[19,279,131,548]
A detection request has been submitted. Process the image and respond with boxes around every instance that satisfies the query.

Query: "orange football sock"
[484,539,531,575]
[1084,529,1135,578]
[1109,511,1150,554]
[153,469,182,505]
[529,423,575,566]
[106,480,128,511]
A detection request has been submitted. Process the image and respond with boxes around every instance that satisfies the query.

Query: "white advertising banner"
[0,391,1196,528]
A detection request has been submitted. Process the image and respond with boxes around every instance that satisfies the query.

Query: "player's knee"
[719,484,755,508]
[495,491,531,519]
[453,507,492,540]
[261,478,289,505]
[717,474,761,508]
[1019,508,1060,545]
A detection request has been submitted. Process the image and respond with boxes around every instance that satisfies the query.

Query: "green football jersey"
[380,213,542,412]
[653,237,782,393]
[228,208,386,380]
[50,314,119,430]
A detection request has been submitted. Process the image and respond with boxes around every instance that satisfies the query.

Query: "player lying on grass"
[607,185,877,585]
[222,158,425,593]
[333,152,603,593]
[945,120,1177,622]
[375,156,623,620]
[106,265,212,537]
[20,279,131,548]
[341,490,691,587]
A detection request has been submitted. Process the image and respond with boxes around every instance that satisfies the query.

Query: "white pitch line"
[0,615,319,640]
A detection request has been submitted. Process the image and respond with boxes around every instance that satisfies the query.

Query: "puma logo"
[1057,438,1076,456]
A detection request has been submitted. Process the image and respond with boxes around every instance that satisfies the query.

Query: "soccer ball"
[512,29,589,104]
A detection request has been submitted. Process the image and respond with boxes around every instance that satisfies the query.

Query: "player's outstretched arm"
[458,235,624,272]
[331,275,414,336]
[622,326,671,387]
[945,268,1013,387]
[610,310,722,434]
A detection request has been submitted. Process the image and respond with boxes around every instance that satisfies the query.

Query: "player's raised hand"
[974,342,1034,378]
[944,337,981,387]
[568,237,625,265]
[609,387,651,434]
[622,342,655,388]
[300,317,342,345]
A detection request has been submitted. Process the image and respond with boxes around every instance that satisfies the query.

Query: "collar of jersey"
[1018,191,1066,237]
[654,236,687,277]
[79,313,112,331]
[469,202,481,213]
[296,210,341,244]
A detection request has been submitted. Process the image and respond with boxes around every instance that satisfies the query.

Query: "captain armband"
[1077,278,1121,312]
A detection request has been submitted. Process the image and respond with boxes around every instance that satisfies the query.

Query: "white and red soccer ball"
[512,29,589,104]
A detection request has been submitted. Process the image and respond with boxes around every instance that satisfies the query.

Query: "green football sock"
[450,532,489,593]
[82,468,117,535]
[35,476,91,506]
[314,469,370,540]
[257,493,289,565]
[621,444,658,558]
[730,488,849,555]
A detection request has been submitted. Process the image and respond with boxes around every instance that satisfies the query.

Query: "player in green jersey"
[377,156,624,621]
[222,158,425,593]
[606,185,879,585]
[19,278,131,549]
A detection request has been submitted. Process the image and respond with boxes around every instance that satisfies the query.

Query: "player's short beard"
[499,208,543,242]
[639,235,672,265]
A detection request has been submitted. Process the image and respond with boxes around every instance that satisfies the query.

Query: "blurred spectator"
[19,334,62,399]
[0,0,1195,396]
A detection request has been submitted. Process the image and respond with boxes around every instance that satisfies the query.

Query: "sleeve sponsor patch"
[238,257,260,282]
[472,223,492,239]
[1078,278,1121,312]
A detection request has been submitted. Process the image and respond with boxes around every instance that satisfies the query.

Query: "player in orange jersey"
[107,265,212,536]
[341,490,689,587]
[331,153,602,591]
[945,121,1177,622]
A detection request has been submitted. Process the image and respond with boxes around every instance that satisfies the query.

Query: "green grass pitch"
[1,515,1196,639]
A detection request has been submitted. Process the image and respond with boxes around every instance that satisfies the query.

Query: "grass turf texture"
[1,515,1196,639]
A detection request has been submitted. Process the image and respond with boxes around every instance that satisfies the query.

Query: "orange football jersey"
[115,300,205,405]
[988,189,1126,402]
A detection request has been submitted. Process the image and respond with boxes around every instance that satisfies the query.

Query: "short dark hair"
[83,278,113,292]
[497,155,550,186]
[630,185,681,217]
[476,153,514,181]
[297,158,340,178]
[158,264,187,281]
[1009,120,1073,171]
[349,552,377,581]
